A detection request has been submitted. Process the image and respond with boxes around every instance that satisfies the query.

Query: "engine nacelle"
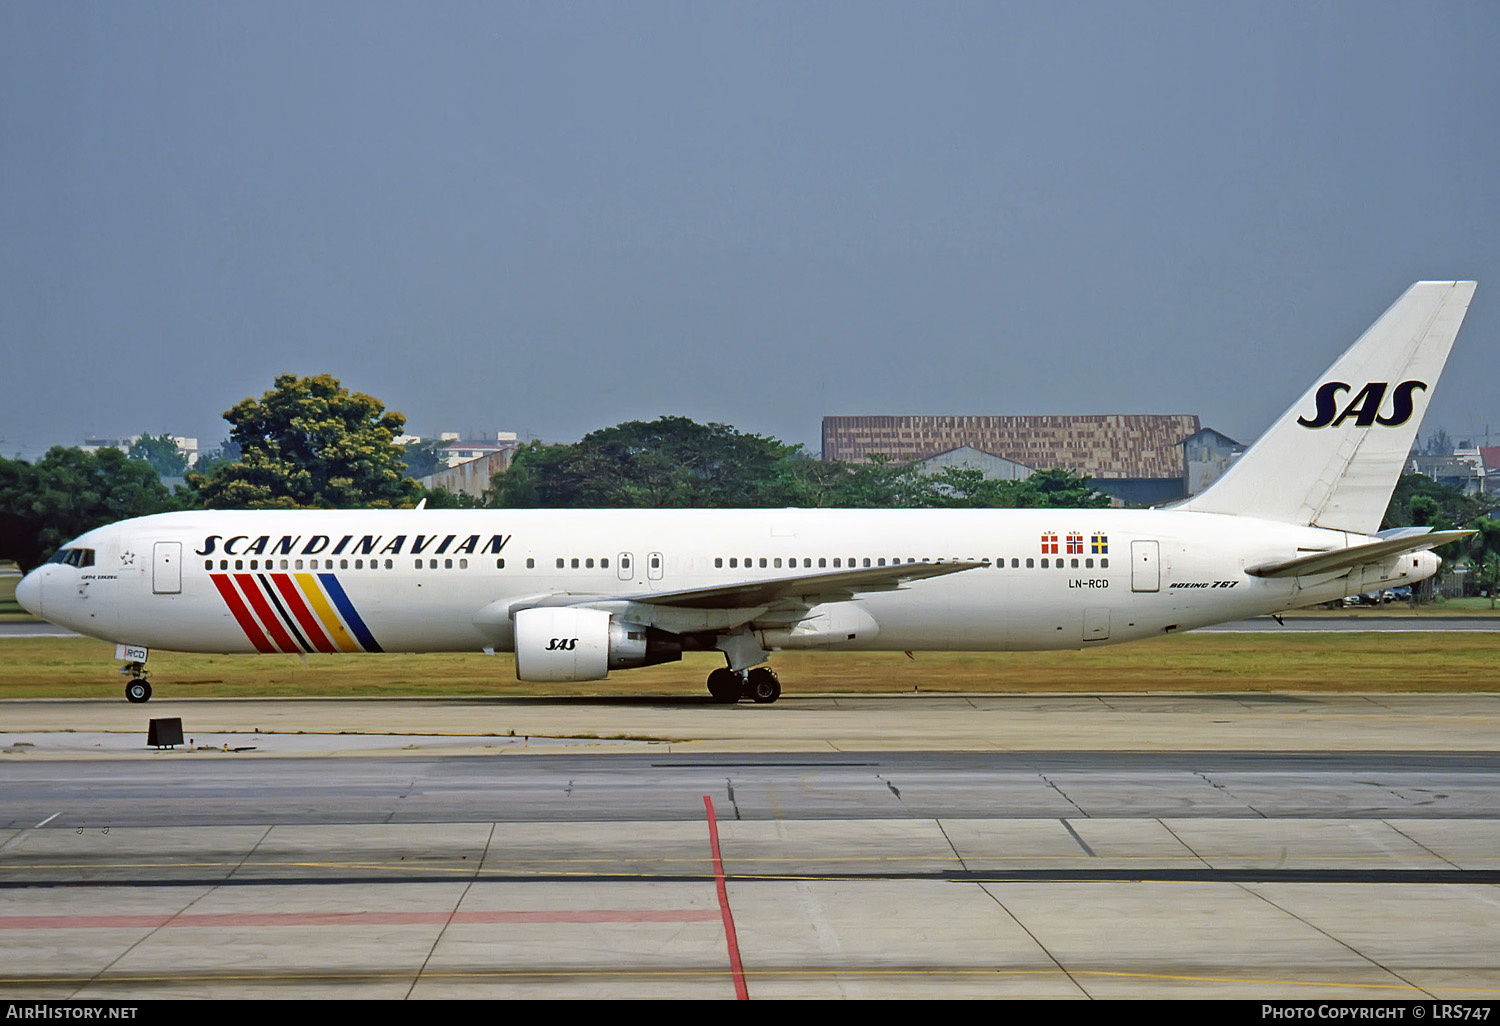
[513,607,681,682]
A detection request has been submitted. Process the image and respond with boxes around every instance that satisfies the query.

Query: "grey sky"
[2,1,1497,461]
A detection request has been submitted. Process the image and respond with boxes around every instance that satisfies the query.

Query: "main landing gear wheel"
[745,667,781,704]
[706,668,743,704]
[125,679,152,704]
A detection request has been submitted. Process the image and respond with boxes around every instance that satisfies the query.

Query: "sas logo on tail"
[1297,380,1426,429]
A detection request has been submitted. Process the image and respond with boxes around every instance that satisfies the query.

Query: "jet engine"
[513,607,682,682]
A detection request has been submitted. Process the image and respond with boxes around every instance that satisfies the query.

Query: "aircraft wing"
[623,560,988,609]
[1245,529,1474,579]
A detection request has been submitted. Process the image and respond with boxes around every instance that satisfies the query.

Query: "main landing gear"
[121,662,152,703]
[705,666,781,705]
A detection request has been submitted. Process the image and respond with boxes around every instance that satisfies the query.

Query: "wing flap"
[627,560,988,609]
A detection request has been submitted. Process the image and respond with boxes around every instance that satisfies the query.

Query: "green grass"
[2,633,1497,699]
[0,570,20,615]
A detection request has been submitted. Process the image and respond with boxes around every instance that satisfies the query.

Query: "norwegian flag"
[1040,533,1058,554]
[1066,533,1084,554]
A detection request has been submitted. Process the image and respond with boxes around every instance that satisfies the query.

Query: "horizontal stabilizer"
[1245,530,1474,578]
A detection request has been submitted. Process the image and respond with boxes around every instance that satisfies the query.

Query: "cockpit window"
[46,547,95,568]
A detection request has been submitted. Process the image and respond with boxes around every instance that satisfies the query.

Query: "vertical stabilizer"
[1179,281,1475,535]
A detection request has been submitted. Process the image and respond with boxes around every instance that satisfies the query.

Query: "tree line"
[3,374,1497,596]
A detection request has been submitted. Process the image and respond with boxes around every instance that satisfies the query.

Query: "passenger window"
[235,559,243,570]
[715,558,723,568]
[774,558,782,568]
[429,559,437,569]
[1026,558,1034,568]
[459,559,467,569]
[295,559,303,570]
[863,558,871,567]
[759,558,767,568]
[556,558,565,569]
[586,558,594,569]
[1086,558,1094,568]
[527,558,535,569]
[1071,558,1079,568]
[1101,558,1110,568]
[730,557,738,568]
[819,558,826,568]
[204,560,212,570]
[414,560,422,570]
[355,559,363,569]
[601,558,609,569]
[220,559,229,570]
[571,558,580,569]
[496,558,505,569]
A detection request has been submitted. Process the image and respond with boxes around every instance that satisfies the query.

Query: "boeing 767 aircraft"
[15,281,1478,704]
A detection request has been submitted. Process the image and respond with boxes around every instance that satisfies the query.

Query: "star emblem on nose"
[119,551,135,566]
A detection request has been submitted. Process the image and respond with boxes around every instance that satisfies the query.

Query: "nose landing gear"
[120,662,152,703]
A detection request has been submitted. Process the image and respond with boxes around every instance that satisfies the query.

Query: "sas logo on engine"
[546,638,579,651]
[1297,380,1426,429]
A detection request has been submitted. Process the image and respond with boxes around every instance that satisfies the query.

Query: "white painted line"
[34,813,59,829]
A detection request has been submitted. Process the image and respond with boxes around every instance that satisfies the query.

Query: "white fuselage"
[20,507,1434,660]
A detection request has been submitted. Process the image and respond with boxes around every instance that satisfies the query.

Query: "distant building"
[1409,452,1486,495]
[822,414,1222,505]
[433,432,519,469]
[81,434,199,467]
[1481,447,1500,495]
[913,446,1035,482]
[419,450,516,499]
[1182,428,1244,497]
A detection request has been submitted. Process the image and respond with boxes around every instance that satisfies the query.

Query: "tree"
[1466,516,1500,606]
[400,439,446,479]
[192,438,242,477]
[190,374,423,509]
[0,448,180,571]
[492,417,803,508]
[1382,473,1491,565]
[127,433,189,477]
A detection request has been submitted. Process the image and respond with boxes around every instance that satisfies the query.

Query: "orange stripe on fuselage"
[294,573,360,652]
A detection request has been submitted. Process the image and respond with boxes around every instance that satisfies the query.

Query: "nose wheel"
[121,662,152,703]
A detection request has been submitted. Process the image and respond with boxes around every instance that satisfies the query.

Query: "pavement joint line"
[3,968,1499,991]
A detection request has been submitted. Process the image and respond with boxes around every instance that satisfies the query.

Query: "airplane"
[14,280,1479,705]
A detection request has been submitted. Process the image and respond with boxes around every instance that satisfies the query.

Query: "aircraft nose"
[15,568,43,618]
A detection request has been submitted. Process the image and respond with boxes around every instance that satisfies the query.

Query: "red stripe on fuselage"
[232,574,300,653]
[210,575,275,653]
[270,574,336,653]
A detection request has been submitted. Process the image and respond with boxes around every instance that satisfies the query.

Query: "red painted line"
[704,794,749,1000]
[210,574,275,653]
[232,574,300,653]
[270,573,336,653]
[0,909,721,930]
